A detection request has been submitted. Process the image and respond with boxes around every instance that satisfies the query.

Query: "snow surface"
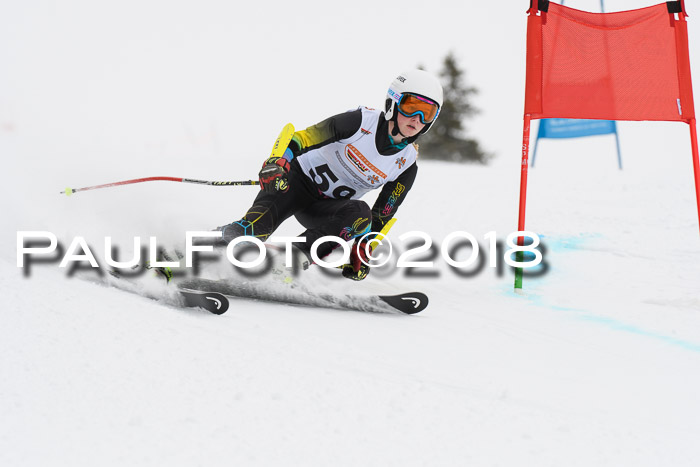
[2,1,700,466]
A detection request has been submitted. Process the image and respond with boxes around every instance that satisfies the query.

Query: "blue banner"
[537,119,617,139]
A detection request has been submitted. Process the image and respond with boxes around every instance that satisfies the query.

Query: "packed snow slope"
[3,153,700,467]
[2,0,700,466]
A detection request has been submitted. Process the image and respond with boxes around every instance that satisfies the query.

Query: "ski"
[179,289,230,315]
[103,270,230,315]
[178,278,428,314]
[378,292,428,314]
[105,266,426,315]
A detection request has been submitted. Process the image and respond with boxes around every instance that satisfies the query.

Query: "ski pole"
[61,124,296,196]
[60,176,259,196]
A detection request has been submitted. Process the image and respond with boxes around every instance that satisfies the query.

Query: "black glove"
[259,156,291,193]
[342,239,372,281]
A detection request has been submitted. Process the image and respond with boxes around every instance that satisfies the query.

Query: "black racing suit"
[219,109,418,259]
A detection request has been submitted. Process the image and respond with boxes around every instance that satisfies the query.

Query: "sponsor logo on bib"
[345,145,370,174]
[344,144,388,179]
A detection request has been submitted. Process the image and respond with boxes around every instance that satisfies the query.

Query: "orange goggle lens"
[397,94,439,124]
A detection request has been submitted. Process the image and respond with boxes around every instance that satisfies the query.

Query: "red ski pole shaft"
[60,176,259,196]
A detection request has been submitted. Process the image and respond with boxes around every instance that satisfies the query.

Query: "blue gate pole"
[613,122,623,170]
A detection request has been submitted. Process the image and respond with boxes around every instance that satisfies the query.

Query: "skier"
[217,69,443,281]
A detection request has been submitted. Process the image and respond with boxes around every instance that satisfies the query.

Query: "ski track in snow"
[3,156,700,467]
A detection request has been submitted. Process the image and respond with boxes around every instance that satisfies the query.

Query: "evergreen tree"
[418,53,490,164]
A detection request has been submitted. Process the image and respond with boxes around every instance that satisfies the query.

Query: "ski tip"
[379,292,428,314]
[205,292,230,315]
[180,290,230,315]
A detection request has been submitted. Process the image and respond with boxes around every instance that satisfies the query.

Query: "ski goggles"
[396,93,440,124]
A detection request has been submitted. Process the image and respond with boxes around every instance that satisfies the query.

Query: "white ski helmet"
[385,69,444,137]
